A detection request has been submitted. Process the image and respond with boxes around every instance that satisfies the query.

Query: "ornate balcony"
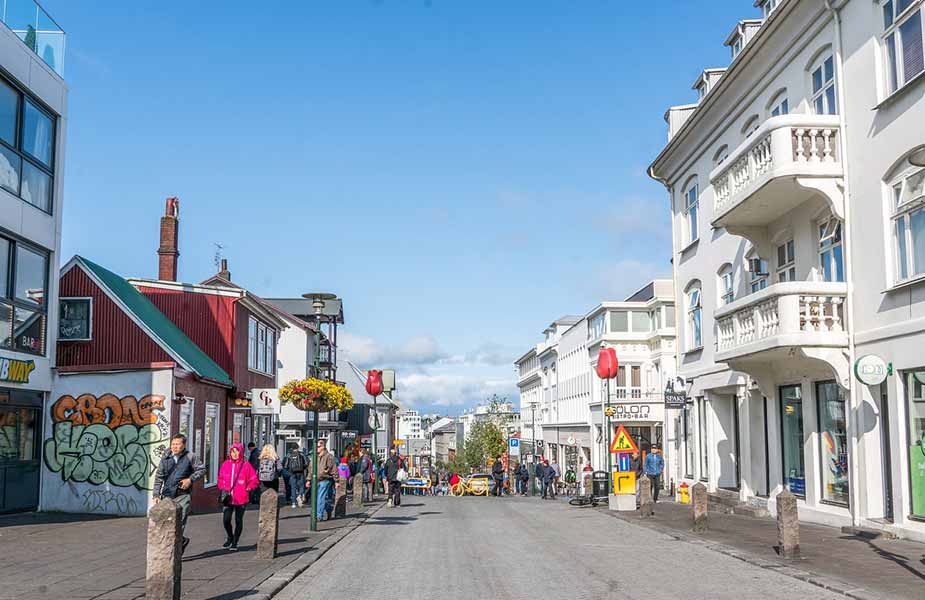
[714,282,849,388]
[711,115,844,233]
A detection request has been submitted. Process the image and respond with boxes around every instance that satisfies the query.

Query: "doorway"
[715,393,740,490]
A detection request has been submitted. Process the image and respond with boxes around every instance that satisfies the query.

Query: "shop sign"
[854,355,890,386]
[0,357,35,384]
[251,388,280,415]
[664,376,688,409]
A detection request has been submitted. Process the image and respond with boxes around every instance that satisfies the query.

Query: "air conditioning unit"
[748,258,767,275]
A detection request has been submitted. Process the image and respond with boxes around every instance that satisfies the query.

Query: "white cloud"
[339,332,448,367]
[397,372,516,408]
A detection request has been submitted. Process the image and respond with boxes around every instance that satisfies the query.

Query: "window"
[713,145,729,166]
[0,79,55,213]
[776,240,796,282]
[178,398,195,454]
[588,313,605,340]
[892,166,925,281]
[768,92,789,117]
[742,115,760,138]
[257,324,266,372]
[0,238,47,355]
[266,329,275,374]
[906,369,925,517]
[59,298,92,341]
[684,405,694,478]
[749,255,769,293]
[203,402,220,487]
[686,284,702,350]
[247,317,257,369]
[882,0,924,93]
[0,406,38,462]
[817,382,849,505]
[248,317,275,376]
[818,218,845,282]
[780,384,805,497]
[761,0,780,18]
[718,264,734,305]
[811,55,837,115]
[665,304,676,328]
[697,397,709,480]
[610,311,628,333]
[732,37,743,58]
[684,182,699,244]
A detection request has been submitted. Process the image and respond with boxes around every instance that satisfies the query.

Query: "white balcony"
[711,115,844,232]
[715,281,848,365]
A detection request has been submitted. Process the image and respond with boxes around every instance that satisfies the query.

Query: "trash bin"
[592,470,609,498]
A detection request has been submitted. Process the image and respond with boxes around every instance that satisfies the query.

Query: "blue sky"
[48,1,748,414]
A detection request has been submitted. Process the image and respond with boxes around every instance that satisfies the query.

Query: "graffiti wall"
[41,369,173,516]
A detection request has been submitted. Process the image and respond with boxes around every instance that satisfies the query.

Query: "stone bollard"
[145,498,182,600]
[334,476,348,518]
[776,490,800,559]
[692,482,708,533]
[638,475,654,517]
[257,488,279,559]
[352,474,364,508]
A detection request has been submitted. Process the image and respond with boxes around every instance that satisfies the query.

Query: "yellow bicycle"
[450,477,490,496]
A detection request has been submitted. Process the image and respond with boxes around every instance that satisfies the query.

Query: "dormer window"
[760,0,780,19]
[732,36,744,59]
[697,83,707,99]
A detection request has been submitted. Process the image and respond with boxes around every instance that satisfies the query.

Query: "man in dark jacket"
[543,460,557,500]
[152,433,205,554]
[357,448,373,501]
[534,460,546,497]
[385,448,405,507]
[491,456,505,497]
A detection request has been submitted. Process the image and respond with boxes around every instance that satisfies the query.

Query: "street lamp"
[303,292,336,533]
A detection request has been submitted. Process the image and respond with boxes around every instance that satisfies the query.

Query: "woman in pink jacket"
[217,443,259,551]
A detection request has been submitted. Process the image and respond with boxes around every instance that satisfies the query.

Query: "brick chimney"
[157,197,179,281]
[217,258,231,281]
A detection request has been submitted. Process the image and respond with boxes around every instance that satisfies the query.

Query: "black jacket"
[385,455,405,482]
[534,463,546,480]
[492,460,504,480]
[153,450,205,499]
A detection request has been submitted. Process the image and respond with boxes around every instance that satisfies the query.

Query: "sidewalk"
[602,499,925,599]
[0,495,383,600]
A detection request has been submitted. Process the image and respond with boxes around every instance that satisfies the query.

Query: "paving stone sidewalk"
[0,495,383,600]
[603,499,925,599]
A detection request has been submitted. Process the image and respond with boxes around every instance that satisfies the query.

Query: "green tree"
[460,395,513,471]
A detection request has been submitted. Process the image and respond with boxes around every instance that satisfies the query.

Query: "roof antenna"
[213,243,224,271]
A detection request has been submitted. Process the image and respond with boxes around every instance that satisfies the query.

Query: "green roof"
[75,256,233,387]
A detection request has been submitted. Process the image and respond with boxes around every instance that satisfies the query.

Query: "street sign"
[604,405,616,418]
[854,355,889,386]
[614,471,636,495]
[617,453,631,472]
[664,376,689,409]
[567,435,577,446]
[509,437,521,457]
[609,424,639,454]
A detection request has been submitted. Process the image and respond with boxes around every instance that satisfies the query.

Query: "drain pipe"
[824,0,860,528]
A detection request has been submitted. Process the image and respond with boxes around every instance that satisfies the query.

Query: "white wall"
[42,369,174,516]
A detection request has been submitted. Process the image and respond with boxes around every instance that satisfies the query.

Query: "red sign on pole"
[365,370,383,396]
[609,424,639,454]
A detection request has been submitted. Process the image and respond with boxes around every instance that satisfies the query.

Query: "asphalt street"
[275,495,847,600]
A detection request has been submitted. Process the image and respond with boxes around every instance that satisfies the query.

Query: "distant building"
[397,409,423,440]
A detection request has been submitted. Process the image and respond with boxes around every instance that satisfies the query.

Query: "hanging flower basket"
[279,378,354,413]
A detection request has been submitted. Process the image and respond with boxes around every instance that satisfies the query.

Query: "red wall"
[58,267,173,368]
[174,376,230,513]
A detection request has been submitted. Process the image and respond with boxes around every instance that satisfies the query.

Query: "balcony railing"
[715,282,847,360]
[1,0,65,76]
[711,115,842,226]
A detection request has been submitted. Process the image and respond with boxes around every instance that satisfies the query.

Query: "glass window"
[204,403,220,486]
[59,298,91,340]
[248,317,257,369]
[14,245,46,307]
[21,161,50,212]
[588,313,605,340]
[749,256,769,293]
[685,183,699,244]
[257,323,267,372]
[719,267,734,305]
[13,306,44,354]
[0,80,18,146]
[687,287,702,350]
[665,304,676,328]
[811,56,837,115]
[0,144,21,196]
[610,311,628,333]
[907,370,925,517]
[892,168,925,281]
[0,302,10,348]
[266,329,275,375]
[781,385,806,496]
[770,94,789,117]
[819,218,845,282]
[178,399,195,453]
[22,100,52,167]
[817,382,849,505]
[631,311,650,333]
[684,405,695,478]
[698,397,709,480]
[776,240,796,282]
[0,238,8,299]
[883,2,924,93]
[0,407,38,462]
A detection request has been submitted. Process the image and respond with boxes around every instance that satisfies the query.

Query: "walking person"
[644,444,665,503]
[152,433,205,555]
[431,469,440,496]
[385,448,405,507]
[286,443,307,508]
[543,459,557,500]
[491,456,505,497]
[247,442,260,504]
[549,458,562,498]
[518,463,530,496]
[534,460,546,497]
[308,440,338,521]
[357,448,373,501]
[257,444,282,494]
[217,443,259,551]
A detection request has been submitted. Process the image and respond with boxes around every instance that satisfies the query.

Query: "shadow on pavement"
[366,515,418,525]
[206,590,258,600]
[842,536,925,581]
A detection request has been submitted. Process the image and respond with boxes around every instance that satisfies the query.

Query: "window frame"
[0,234,48,356]
[890,166,925,283]
[776,239,797,283]
[881,0,925,94]
[0,76,56,215]
[810,55,838,115]
[683,181,699,245]
[718,265,734,306]
[818,217,845,282]
[58,296,93,342]
[203,402,220,488]
[248,315,276,377]
[686,284,703,351]
[780,384,806,498]
[769,93,789,117]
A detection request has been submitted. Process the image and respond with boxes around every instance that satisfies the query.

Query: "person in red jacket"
[217,443,259,551]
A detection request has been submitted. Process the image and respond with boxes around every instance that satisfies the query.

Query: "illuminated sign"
[0,357,35,384]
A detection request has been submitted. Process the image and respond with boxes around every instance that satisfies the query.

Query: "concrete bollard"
[638,475,654,517]
[145,498,182,600]
[353,474,365,508]
[334,476,348,518]
[692,482,708,533]
[257,488,279,559]
[776,489,800,559]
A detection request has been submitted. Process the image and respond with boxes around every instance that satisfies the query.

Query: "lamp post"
[365,370,383,498]
[304,292,335,533]
[596,346,619,495]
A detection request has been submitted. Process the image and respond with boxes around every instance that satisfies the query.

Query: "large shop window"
[817,382,849,505]
[780,385,806,497]
[907,370,925,518]
[697,397,709,481]
[0,406,38,462]
[684,405,695,478]
[203,402,220,488]
[0,78,55,213]
[0,237,48,355]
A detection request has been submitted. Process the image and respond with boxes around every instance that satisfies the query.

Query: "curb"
[599,508,887,600]
[246,501,386,600]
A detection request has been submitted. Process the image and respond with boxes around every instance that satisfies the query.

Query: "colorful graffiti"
[44,394,168,490]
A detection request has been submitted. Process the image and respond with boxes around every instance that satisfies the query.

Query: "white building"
[397,409,423,440]
[649,0,925,539]
[0,4,67,514]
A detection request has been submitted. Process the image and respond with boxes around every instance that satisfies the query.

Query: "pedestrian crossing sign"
[609,424,639,454]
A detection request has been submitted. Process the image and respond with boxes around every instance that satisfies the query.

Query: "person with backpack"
[357,448,373,501]
[257,444,283,494]
[534,460,546,497]
[286,443,307,509]
[385,448,406,507]
[491,456,505,497]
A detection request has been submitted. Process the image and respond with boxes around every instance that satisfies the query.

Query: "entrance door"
[880,383,894,521]
[716,394,740,490]
[0,392,41,513]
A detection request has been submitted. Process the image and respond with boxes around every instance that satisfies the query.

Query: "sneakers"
[291,503,297,509]
[296,497,304,508]
[387,498,393,507]
[229,543,239,551]
[222,537,233,549]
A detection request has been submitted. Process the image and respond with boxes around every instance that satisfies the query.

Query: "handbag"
[396,468,408,482]
[218,489,232,507]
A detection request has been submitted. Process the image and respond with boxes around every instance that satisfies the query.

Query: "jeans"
[648,474,661,502]
[172,493,191,534]
[363,480,372,501]
[289,472,306,504]
[316,478,334,519]
[282,473,291,502]
[544,480,556,499]
[388,480,401,506]
[222,505,246,544]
